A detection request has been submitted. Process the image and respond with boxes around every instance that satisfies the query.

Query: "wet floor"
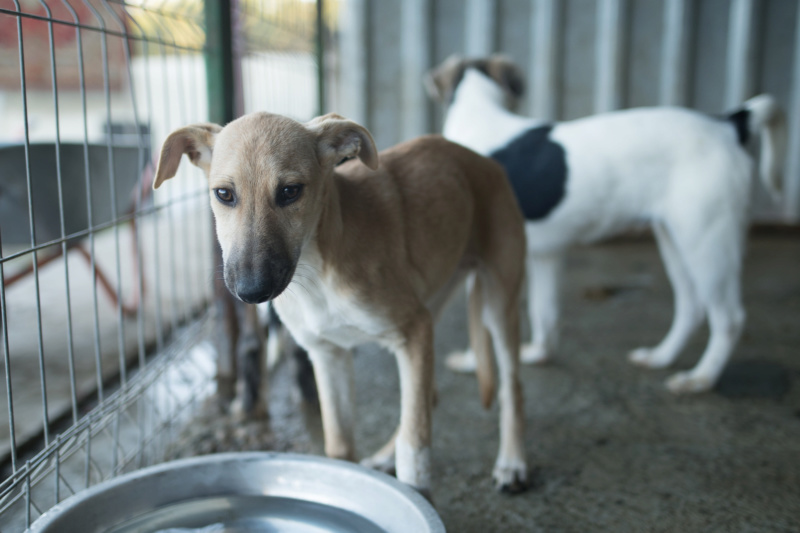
[175,234,800,532]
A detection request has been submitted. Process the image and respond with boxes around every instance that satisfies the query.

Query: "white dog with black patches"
[427,55,786,394]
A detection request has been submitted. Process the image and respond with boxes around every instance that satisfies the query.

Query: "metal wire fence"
[0,0,320,529]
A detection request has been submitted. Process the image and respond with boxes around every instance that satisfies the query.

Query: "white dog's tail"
[730,94,787,201]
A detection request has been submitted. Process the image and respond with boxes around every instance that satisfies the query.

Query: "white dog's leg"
[445,274,479,373]
[522,252,562,364]
[393,317,435,495]
[306,344,356,460]
[663,220,746,393]
[630,223,703,368]
[666,251,745,393]
[444,348,478,372]
[667,301,744,393]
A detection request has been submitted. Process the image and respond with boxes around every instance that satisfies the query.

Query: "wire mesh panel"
[0,0,216,528]
[0,0,322,527]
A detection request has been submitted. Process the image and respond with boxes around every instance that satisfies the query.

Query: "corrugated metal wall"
[333,0,800,223]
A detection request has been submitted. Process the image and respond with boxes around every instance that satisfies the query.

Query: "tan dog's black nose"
[224,241,297,304]
[235,279,274,304]
[228,257,295,304]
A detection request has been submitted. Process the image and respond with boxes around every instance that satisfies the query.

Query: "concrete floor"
[178,234,800,532]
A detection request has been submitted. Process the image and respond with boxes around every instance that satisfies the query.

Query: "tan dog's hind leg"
[307,343,357,461]
[481,270,528,493]
[393,314,435,496]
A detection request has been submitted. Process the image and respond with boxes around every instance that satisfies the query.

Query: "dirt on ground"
[174,234,800,533]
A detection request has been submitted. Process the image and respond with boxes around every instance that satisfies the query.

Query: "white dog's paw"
[520,343,549,365]
[360,452,396,475]
[445,350,477,373]
[665,371,713,394]
[628,347,672,368]
[492,458,528,494]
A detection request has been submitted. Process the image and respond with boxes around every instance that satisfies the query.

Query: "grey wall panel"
[625,0,664,108]
[690,0,730,113]
[433,0,467,63]
[561,0,598,120]
[498,0,533,67]
[785,4,800,220]
[528,0,563,119]
[334,0,800,221]
[757,0,796,104]
[336,0,369,125]
[432,0,467,132]
[369,1,403,149]
[401,0,434,140]
[751,0,796,218]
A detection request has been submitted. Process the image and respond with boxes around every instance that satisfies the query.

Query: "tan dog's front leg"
[307,343,356,461]
[393,317,435,496]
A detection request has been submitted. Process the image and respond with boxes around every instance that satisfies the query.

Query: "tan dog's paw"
[628,347,672,368]
[445,350,477,373]
[520,343,549,364]
[665,371,713,394]
[360,453,396,476]
[493,459,528,494]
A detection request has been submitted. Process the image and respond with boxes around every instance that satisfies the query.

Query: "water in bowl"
[107,494,385,533]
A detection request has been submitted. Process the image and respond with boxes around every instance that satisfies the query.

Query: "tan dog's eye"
[214,188,235,205]
[277,184,303,207]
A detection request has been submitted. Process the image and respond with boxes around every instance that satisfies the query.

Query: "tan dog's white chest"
[273,245,394,350]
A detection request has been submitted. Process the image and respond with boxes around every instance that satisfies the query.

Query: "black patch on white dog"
[489,125,567,221]
[727,109,750,145]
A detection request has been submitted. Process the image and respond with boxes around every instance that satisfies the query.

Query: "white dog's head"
[424,54,525,110]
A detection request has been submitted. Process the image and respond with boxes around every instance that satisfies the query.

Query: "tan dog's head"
[154,112,379,304]
[424,54,525,110]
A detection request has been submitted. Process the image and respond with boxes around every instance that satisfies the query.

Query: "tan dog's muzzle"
[224,244,296,304]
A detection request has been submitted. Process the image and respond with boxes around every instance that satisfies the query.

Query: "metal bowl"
[30,452,445,533]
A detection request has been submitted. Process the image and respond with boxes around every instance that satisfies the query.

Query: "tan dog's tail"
[468,275,496,409]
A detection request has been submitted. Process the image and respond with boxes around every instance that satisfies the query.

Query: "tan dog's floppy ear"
[424,54,465,103]
[308,113,379,170]
[153,123,223,189]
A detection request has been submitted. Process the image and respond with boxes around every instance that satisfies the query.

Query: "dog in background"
[153,112,529,495]
[262,301,318,405]
[213,273,317,419]
[426,55,786,394]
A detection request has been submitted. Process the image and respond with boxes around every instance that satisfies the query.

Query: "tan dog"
[154,112,528,495]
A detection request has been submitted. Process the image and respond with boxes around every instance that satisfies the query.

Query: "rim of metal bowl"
[29,452,446,533]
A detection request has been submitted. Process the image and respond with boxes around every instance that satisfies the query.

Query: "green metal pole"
[316,0,325,116]
[205,0,235,125]
[204,0,238,401]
